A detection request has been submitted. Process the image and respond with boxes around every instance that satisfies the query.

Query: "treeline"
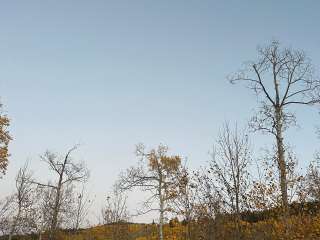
[2,41,320,240]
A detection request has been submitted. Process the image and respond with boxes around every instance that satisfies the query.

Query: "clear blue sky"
[1,1,320,223]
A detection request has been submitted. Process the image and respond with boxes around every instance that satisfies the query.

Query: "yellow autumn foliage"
[49,213,320,240]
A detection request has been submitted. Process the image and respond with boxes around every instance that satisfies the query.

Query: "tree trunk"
[49,155,68,240]
[275,107,288,214]
[49,184,62,240]
[272,61,289,215]
[8,218,16,240]
[159,195,164,240]
[186,218,191,240]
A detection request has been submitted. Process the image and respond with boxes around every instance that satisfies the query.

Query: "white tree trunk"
[159,196,164,240]
[158,177,164,240]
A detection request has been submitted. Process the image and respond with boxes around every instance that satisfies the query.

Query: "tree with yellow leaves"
[118,143,182,240]
[0,102,11,177]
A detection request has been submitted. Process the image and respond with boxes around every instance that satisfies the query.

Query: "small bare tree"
[117,143,182,240]
[28,186,51,240]
[193,169,222,240]
[230,40,320,214]
[208,123,251,239]
[8,163,34,240]
[101,189,129,225]
[33,146,89,240]
[28,184,73,240]
[171,164,197,240]
[72,185,92,231]
[101,186,130,240]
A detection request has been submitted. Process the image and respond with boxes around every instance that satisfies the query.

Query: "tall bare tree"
[230,41,320,214]
[33,146,89,240]
[118,143,182,240]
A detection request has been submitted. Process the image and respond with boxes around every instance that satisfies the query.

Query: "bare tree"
[33,146,89,240]
[117,143,182,240]
[193,169,222,240]
[230,41,320,214]
[101,186,130,240]
[28,186,51,240]
[0,195,14,236]
[101,189,129,225]
[72,185,92,231]
[171,164,197,240]
[27,184,73,240]
[6,163,34,240]
[208,123,251,239]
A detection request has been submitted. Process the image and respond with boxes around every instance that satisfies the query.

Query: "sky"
[1,0,320,224]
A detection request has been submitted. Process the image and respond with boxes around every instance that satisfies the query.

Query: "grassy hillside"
[5,202,320,240]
